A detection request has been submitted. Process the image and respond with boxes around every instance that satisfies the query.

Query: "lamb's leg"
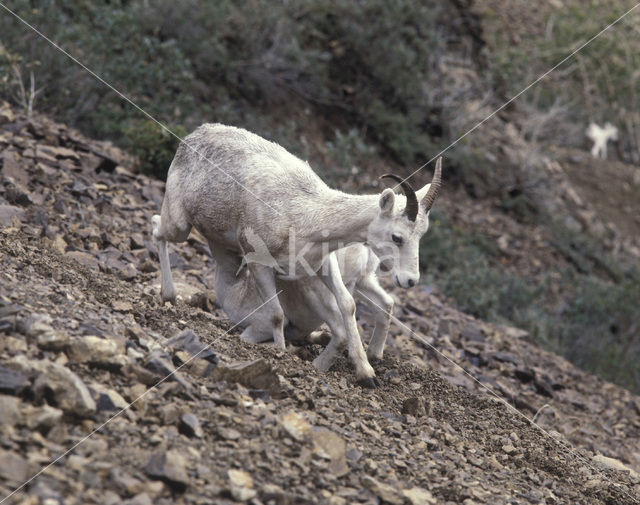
[357,274,394,362]
[152,211,191,304]
[318,254,376,387]
[247,263,286,349]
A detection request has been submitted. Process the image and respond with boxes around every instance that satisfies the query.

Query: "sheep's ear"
[379,188,395,215]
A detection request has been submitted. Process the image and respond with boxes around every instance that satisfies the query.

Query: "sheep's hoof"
[367,352,383,363]
[356,377,379,389]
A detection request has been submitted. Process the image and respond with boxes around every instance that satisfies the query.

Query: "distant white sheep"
[586,122,618,159]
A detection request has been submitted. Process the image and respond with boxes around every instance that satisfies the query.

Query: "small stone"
[212,358,280,397]
[402,487,437,505]
[280,411,311,441]
[119,263,139,281]
[36,330,70,352]
[32,361,96,418]
[67,336,119,365]
[96,388,129,412]
[184,291,216,312]
[502,444,517,455]
[0,204,25,225]
[111,467,145,495]
[179,413,203,438]
[0,395,22,426]
[22,404,63,432]
[227,469,256,502]
[0,450,29,485]
[112,300,134,313]
[218,427,241,441]
[67,250,100,270]
[362,476,404,505]
[592,454,640,479]
[50,235,67,255]
[165,329,218,364]
[0,365,29,395]
[142,351,191,390]
[123,493,152,505]
[310,428,349,477]
[402,397,426,417]
[0,101,15,123]
[145,450,189,492]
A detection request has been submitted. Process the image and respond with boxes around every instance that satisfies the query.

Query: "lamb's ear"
[379,188,396,215]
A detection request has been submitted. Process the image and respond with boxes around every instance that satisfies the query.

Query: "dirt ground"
[1,106,639,504]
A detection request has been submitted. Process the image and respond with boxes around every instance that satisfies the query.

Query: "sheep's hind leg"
[151,212,191,304]
[247,263,286,350]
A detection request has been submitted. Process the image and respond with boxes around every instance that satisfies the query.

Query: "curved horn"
[421,157,442,212]
[379,174,419,222]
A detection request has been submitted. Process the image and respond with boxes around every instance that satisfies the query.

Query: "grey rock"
[310,427,349,477]
[179,413,203,438]
[145,450,189,492]
[0,204,25,225]
[0,450,29,485]
[67,335,119,365]
[402,487,437,505]
[165,329,218,364]
[143,351,192,390]
[96,388,129,412]
[227,469,256,502]
[402,397,426,417]
[22,404,64,432]
[123,493,152,505]
[36,330,70,352]
[32,361,96,418]
[362,476,404,505]
[0,395,22,426]
[212,358,281,397]
[0,365,29,395]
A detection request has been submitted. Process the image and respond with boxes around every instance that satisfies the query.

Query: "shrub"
[420,211,640,392]
[125,121,187,180]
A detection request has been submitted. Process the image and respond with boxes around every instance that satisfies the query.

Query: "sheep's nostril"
[408,279,415,287]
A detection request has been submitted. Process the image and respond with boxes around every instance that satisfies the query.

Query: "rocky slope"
[1,104,639,504]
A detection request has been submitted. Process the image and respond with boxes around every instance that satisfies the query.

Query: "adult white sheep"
[152,124,442,387]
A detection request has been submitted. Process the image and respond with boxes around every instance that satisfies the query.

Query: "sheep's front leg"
[319,254,376,387]
[247,263,286,349]
[357,275,394,362]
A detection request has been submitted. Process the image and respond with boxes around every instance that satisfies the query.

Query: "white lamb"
[213,242,393,376]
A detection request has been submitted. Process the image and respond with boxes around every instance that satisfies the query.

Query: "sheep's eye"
[391,234,403,246]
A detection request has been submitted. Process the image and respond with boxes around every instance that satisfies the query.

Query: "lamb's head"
[367,157,442,289]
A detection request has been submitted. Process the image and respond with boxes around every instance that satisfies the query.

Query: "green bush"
[0,0,446,171]
[487,2,640,156]
[420,211,640,392]
[124,121,186,180]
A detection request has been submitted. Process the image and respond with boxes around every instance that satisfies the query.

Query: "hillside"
[2,106,640,505]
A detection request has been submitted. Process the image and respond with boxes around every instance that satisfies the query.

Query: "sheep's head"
[367,158,442,288]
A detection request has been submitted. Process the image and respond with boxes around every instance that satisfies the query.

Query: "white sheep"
[586,122,618,159]
[212,242,393,376]
[152,124,441,387]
